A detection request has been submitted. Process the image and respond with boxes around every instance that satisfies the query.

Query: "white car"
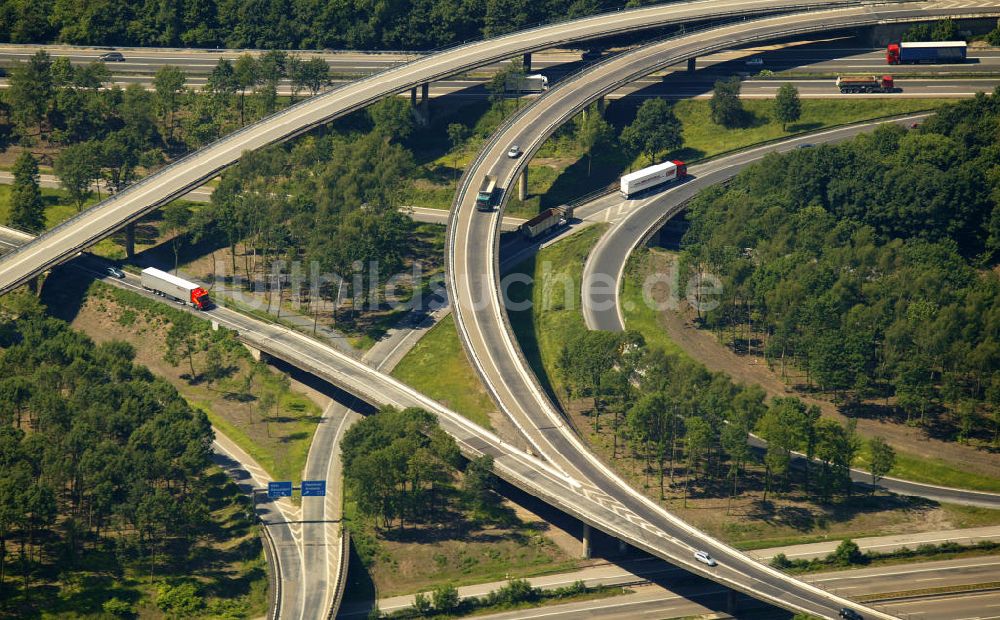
[694,550,717,566]
[507,145,522,158]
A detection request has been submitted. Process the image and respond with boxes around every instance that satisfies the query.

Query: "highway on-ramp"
[578,115,1000,510]
[0,0,855,296]
[446,3,1000,619]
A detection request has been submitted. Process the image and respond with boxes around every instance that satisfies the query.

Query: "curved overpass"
[0,0,852,295]
[578,115,1000,508]
[446,3,1000,619]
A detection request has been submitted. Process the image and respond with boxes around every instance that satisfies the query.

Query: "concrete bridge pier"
[124,222,135,259]
[687,57,697,73]
[243,342,268,362]
[518,169,528,201]
[522,52,532,72]
[412,82,432,127]
[581,523,592,559]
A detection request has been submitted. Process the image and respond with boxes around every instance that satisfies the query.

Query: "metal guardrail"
[327,530,352,620]
[444,4,1000,619]
[260,521,283,620]
[0,0,856,279]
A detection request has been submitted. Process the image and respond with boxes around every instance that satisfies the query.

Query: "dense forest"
[0,0,629,50]
[191,98,419,320]
[557,329,876,504]
[679,90,1000,446]
[341,406,500,531]
[0,49,328,233]
[0,295,248,613]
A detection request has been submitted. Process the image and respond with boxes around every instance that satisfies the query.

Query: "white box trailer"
[506,74,549,93]
[619,160,687,198]
[140,267,213,310]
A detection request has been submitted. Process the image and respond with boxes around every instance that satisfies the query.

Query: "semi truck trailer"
[887,41,967,64]
[836,75,897,93]
[140,267,213,310]
[520,205,574,239]
[620,160,687,198]
[506,74,549,93]
[476,175,497,211]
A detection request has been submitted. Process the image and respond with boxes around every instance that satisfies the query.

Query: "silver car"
[694,550,717,566]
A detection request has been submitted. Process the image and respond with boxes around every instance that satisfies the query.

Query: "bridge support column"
[415,82,431,127]
[597,96,606,116]
[618,539,627,555]
[687,57,696,73]
[243,342,266,362]
[410,86,417,107]
[124,222,135,259]
[518,169,528,201]
[581,523,592,559]
[725,589,737,614]
[522,52,532,72]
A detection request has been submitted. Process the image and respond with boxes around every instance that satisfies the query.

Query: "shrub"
[102,598,133,617]
[431,584,460,613]
[831,539,865,566]
[157,582,204,616]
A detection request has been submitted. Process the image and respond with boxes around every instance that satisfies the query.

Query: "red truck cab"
[672,160,688,177]
[886,43,901,64]
[191,288,213,310]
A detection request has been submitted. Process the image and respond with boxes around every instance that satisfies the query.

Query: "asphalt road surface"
[4,39,1000,79]
[577,114,1000,510]
[447,3,1000,619]
[0,0,856,296]
[3,2,1000,617]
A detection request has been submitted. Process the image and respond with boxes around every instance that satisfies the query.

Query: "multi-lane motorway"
[371,556,1000,619]
[447,2,1000,619]
[4,1,1000,618]
[0,0,859,296]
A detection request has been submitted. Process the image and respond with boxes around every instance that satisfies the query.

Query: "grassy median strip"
[392,313,496,430]
[857,581,1000,604]
[506,224,608,398]
[854,444,1000,494]
[672,98,948,160]
[505,98,952,219]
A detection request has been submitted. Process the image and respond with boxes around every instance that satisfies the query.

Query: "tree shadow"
[38,259,95,324]
[672,146,707,162]
[337,538,377,614]
[787,121,823,132]
[540,148,631,210]
[276,431,311,444]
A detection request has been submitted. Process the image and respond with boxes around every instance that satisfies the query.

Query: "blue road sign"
[268,481,293,498]
[301,480,327,497]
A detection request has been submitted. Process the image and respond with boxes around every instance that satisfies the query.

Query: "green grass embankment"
[392,313,496,430]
